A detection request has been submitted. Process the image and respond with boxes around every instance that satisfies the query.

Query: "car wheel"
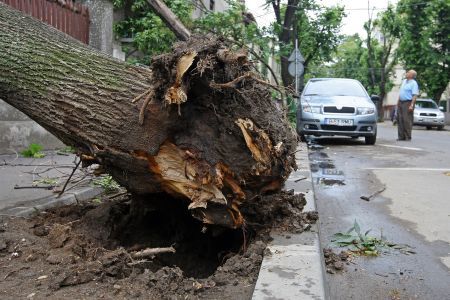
[426,126,432,130]
[437,126,444,131]
[365,133,377,145]
[299,133,307,142]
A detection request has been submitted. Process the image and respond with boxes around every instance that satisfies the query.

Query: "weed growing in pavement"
[92,197,103,204]
[57,146,76,155]
[93,175,121,194]
[21,143,45,158]
[331,220,416,256]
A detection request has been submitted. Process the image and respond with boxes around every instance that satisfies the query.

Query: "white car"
[413,98,445,130]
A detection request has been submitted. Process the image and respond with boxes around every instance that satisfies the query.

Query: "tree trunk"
[378,69,386,121]
[276,0,299,88]
[0,3,297,229]
[146,0,191,41]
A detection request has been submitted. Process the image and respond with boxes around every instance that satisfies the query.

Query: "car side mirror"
[439,106,445,111]
[371,95,380,102]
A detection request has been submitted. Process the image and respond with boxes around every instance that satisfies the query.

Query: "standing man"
[397,70,419,140]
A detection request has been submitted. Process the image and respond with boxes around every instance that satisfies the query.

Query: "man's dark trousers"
[397,100,413,140]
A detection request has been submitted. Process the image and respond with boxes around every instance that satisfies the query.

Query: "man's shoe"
[396,138,405,141]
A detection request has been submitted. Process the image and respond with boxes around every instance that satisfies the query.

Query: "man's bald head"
[406,70,417,79]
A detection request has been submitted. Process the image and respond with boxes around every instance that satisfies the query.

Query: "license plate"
[422,118,436,122]
[325,118,354,126]
[323,169,343,175]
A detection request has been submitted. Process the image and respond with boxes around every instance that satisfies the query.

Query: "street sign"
[288,62,304,77]
[288,49,305,63]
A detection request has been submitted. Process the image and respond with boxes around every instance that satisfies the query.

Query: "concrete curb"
[0,186,103,217]
[252,142,327,300]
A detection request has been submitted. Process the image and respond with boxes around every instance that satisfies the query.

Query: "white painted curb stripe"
[377,144,423,151]
[365,167,450,171]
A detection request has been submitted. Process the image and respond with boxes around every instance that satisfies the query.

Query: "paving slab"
[0,151,103,216]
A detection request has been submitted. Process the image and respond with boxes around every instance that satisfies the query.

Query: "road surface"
[308,122,450,299]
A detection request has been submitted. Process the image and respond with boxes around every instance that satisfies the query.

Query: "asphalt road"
[308,122,450,299]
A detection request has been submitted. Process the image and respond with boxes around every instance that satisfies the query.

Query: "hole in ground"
[107,193,244,278]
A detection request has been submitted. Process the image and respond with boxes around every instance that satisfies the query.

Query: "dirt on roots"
[0,190,317,299]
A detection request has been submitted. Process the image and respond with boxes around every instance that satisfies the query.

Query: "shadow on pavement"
[306,136,366,146]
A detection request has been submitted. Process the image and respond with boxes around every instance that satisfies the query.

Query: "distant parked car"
[413,98,445,130]
[296,78,379,145]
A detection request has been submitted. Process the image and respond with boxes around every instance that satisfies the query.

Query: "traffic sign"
[288,49,305,63]
[288,62,304,76]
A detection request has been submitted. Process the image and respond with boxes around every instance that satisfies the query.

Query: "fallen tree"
[0,3,297,228]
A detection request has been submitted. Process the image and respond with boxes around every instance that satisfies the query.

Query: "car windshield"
[303,79,367,97]
[415,101,438,109]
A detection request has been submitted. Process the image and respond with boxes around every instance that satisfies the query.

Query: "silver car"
[413,98,445,130]
[296,78,378,145]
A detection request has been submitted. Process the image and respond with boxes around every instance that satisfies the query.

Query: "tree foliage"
[396,0,450,101]
[330,34,366,82]
[267,0,345,88]
[362,5,401,118]
[113,0,193,64]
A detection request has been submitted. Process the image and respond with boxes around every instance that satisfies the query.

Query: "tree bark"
[0,3,297,228]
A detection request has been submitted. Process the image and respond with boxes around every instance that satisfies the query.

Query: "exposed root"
[210,72,281,93]
[131,246,176,259]
[131,89,151,103]
[131,88,154,125]
[210,73,252,90]
[139,90,155,125]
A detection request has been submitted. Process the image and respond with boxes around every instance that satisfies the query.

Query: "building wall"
[0,101,63,154]
[192,0,230,18]
[79,0,114,55]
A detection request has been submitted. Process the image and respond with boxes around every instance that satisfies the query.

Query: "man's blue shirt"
[399,79,419,101]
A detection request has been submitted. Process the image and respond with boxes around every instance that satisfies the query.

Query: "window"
[415,100,438,109]
[303,79,368,97]
[210,0,215,11]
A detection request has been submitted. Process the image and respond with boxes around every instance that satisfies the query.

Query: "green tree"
[268,0,345,89]
[397,0,450,102]
[296,3,345,90]
[331,34,367,83]
[364,5,400,119]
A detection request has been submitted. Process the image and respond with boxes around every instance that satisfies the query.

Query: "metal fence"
[1,0,89,44]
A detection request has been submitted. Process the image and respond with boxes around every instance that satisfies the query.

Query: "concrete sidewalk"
[0,150,102,216]
[252,142,327,300]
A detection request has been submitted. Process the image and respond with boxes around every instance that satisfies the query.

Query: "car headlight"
[302,104,321,113]
[438,111,445,117]
[357,107,375,115]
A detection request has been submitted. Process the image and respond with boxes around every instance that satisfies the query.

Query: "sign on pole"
[288,49,305,63]
[288,62,304,77]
